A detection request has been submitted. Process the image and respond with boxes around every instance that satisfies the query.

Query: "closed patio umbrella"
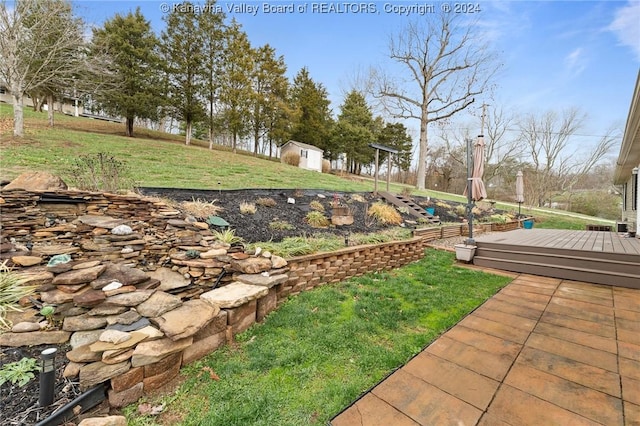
[463,135,487,202]
[515,170,525,216]
[463,135,487,244]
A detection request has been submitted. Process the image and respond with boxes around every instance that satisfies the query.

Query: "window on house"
[300,149,308,158]
[0,87,6,94]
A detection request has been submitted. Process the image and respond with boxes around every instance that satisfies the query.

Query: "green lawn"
[124,249,511,425]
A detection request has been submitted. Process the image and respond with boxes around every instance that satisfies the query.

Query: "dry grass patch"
[269,220,294,230]
[256,197,277,207]
[367,202,403,225]
[181,198,224,218]
[239,201,257,215]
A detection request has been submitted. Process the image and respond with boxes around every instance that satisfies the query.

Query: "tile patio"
[331,272,640,425]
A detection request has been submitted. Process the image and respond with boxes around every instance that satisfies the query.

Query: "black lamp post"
[39,347,57,407]
[465,137,475,246]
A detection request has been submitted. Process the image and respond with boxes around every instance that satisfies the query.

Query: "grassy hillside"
[1,104,382,192]
[0,103,613,227]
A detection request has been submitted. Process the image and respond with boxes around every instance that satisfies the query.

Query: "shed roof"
[282,140,324,153]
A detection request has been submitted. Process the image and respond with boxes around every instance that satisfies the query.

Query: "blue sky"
[76,0,639,147]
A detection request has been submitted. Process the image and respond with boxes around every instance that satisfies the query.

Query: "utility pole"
[480,103,488,135]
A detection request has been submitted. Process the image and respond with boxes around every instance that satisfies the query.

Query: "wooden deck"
[473,229,640,289]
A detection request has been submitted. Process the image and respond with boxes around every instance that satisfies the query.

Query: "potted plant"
[454,243,476,262]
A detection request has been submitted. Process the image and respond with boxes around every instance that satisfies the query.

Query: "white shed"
[280,140,324,172]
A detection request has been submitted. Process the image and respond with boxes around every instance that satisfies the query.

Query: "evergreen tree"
[249,44,288,155]
[198,0,226,148]
[377,122,413,179]
[218,19,253,153]
[290,67,333,150]
[91,8,161,137]
[161,1,207,145]
[333,90,376,174]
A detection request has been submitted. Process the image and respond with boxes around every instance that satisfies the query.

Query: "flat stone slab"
[235,273,289,288]
[78,215,125,229]
[201,282,269,309]
[0,330,71,347]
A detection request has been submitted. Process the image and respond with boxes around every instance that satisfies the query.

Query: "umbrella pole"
[466,137,475,245]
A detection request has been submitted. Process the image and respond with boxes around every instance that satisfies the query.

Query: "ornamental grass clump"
[269,220,294,230]
[182,198,224,218]
[212,228,244,244]
[239,201,257,215]
[256,197,277,207]
[309,200,325,212]
[0,261,36,330]
[367,202,403,225]
[305,211,330,228]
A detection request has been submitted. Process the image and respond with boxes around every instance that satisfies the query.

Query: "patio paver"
[330,275,640,425]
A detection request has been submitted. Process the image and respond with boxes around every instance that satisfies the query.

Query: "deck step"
[475,247,640,276]
[473,256,640,289]
[378,191,440,224]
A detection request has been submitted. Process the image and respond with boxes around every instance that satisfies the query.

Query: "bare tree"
[372,12,499,190]
[0,0,85,137]
[517,108,617,207]
[483,106,523,184]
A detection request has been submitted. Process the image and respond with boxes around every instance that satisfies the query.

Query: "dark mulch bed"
[138,187,471,243]
[1,343,81,426]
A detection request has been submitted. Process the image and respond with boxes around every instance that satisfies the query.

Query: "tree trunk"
[232,132,237,154]
[185,121,192,145]
[11,90,24,137]
[416,108,428,190]
[209,127,214,150]
[126,117,134,137]
[47,93,55,127]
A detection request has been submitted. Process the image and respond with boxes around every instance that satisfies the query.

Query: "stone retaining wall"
[0,188,527,411]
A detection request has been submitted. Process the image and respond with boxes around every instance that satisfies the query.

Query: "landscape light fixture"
[39,347,57,407]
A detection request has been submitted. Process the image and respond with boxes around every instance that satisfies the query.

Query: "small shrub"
[455,205,467,216]
[309,200,325,212]
[182,198,223,218]
[0,357,39,387]
[400,187,413,197]
[488,214,511,224]
[239,202,257,215]
[367,202,403,225]
[269,220,294,230]
[0,261,36,330]
[256,197,277,207]
[436,201,451,208]
[282,151,300,167]
[305,211,330,228]
[67,152,135,192]
[185,249,201,259]
[321,159,331,173]
[212,228,244,244]
[397,206,410,215]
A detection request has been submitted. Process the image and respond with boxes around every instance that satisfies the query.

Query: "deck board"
[476,229,640,255]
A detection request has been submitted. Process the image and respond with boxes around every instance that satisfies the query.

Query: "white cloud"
[564,47,587,76]
[608,1,640,61]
